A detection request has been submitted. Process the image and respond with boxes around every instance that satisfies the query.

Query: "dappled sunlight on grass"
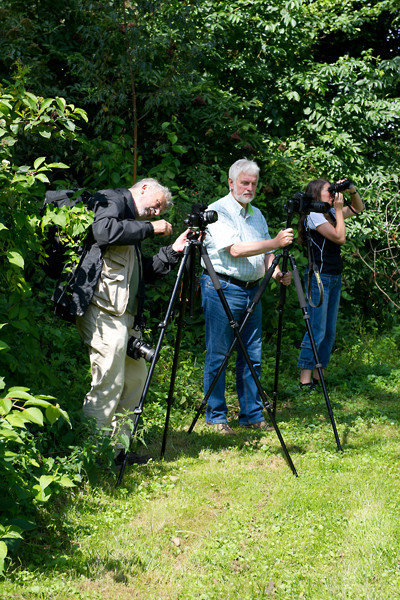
[3,329,400,599]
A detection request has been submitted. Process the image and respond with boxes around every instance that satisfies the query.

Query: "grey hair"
[228,159,260,184]
[131,177,173,211]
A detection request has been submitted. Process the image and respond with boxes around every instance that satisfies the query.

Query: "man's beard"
[136,206,156,218]
[233,187,254,204]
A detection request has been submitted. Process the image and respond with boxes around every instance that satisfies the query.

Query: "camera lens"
[127,337,156,363]
[201,210,218,226]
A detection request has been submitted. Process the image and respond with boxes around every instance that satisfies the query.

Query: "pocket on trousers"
[92,249,130,314]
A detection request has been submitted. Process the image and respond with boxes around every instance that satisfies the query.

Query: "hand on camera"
[152,219,173,236]
[333,193,344,211]
[172,228,190,252]
[275,228,293,248]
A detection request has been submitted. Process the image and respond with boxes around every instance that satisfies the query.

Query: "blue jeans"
[297,271,342,370]
[200,274,264,425]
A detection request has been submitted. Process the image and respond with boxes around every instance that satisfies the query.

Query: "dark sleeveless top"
[306,210,342,275]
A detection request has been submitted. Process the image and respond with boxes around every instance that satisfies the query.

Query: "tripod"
[185,240,298,477]
[189,207,342,453]
[117,224,298,484]
[116,230,199,485]
[271,209,342,452]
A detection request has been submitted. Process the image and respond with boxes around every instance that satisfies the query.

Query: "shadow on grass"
[8,357,400,584]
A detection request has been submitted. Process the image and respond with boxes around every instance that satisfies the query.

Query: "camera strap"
[306,264,324,308]
[344,200,360,215]
[305,219,324,308]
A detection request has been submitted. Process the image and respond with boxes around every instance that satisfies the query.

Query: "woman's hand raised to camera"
[333,192,344,212]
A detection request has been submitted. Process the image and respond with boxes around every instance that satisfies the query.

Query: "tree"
[0,65,87,388]
[0,0,398,384]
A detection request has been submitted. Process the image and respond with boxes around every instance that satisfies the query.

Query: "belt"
[204,270,260,289]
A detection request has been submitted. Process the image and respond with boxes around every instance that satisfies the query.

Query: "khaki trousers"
[76,304,147,438]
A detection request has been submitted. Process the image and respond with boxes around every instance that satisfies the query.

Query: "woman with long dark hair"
[297,178,364,391]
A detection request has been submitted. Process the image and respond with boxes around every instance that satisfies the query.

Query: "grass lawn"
[1,331,400,599]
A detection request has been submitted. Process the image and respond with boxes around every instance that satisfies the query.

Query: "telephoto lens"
[328,179,353,195]
[127,337,156,363]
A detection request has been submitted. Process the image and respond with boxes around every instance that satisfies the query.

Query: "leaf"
[52,212,68,228]
[0,427,22,442]
[73,108,88,122]
[46,162,69,169]
[22,93,37,110]
[39,130,51,139]
[35,173,50,183]
[38,475,54,490]
[24,398,52,408]
[6,251,24,269]
[6,389,36,401]
[58,475,76,488]
[65,120,76,132]
[56,97,66,111]
[34,157,46,169]
[0,542,8,560]
[5,413,30,429]
[23,407,44,426]
[0,397,12,415]
[39,98,54,112]
[32,485,51,502]
[45,404,71,426]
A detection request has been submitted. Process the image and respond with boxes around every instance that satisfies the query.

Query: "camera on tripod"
[184,203,218,230]
[127,336,156,363]
[284,192,330,216]
[327,179,353,195]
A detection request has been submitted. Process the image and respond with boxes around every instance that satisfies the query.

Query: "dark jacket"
[53,187,180,321]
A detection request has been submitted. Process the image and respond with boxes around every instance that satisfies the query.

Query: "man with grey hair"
[201,159,293,434]
[74,178,188,464]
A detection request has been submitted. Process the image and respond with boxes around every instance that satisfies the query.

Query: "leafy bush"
[0,387,77,574]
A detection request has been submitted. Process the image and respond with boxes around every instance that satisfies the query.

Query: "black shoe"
[114,450,153,466]
[310,378,322,393]
[299,380,321,394]
[299,382,313,393]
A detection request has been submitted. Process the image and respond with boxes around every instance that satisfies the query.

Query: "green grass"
[2,329,400,600]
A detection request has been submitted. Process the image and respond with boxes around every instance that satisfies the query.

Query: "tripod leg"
[199,247,297,476]
[188,255,281,433]
[289,255,342,452]
[160,251,193,458]
[116,405,144,486]
[116,242,195,485]
[272,250,290,416]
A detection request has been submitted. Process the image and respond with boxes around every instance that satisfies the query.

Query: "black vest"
[307,211,342,275]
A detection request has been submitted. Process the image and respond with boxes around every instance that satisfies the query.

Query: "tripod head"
[284,192,330,219]
[184,203,218,233]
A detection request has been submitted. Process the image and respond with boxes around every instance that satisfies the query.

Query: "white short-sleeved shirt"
[202,192,272,282]
[307,209,336,230]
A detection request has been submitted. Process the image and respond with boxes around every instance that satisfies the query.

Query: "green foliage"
[0,2,398,578]
[0,386,76,574]
[341,176,400,318]
[39,198,94,274]
[1,331,400,597]
[0,68,87,387]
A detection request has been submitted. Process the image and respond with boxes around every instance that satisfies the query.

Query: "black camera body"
[184,203,218,230]
[327,179,353,195]
[127,336,156,363]
[284,192,330,216]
